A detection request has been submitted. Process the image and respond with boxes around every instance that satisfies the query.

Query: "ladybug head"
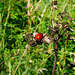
[35,33,43,42]
[36,39,39,42]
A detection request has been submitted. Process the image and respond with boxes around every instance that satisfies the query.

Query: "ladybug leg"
[36,41,42,45]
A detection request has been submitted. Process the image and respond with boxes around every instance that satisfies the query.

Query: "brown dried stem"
[33,0,42,14]
[13,44,29,75]
[52,42,58,75]
[27,0,31,33]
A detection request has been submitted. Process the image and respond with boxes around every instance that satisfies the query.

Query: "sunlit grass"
[0,0,75,75]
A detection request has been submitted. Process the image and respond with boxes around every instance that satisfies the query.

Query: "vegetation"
[0,0,75,75]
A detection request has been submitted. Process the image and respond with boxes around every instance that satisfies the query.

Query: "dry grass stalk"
[34,0,42,14]
[27,0,31,33]
[41,6,47,18]
[70,52,75,63]
[30,4,33,13]
[62,0,69,12]
[34,5,47,32]
[70,0,72,12]
[13,44,29,75]
[31,16,36,25]
[27,0,31,16]
[48,43,52,53]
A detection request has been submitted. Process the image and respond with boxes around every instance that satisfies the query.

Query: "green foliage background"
[0,0,75,75]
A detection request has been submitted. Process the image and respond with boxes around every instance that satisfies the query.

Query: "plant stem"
[52,42,58,75]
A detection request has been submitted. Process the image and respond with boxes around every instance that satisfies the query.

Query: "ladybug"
[35,33,43,41]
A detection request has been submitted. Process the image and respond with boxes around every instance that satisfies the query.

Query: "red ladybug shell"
[35,33,43,41]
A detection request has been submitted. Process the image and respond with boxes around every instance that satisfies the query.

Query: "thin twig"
[52,42,58,75]
[13,44,29,75]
